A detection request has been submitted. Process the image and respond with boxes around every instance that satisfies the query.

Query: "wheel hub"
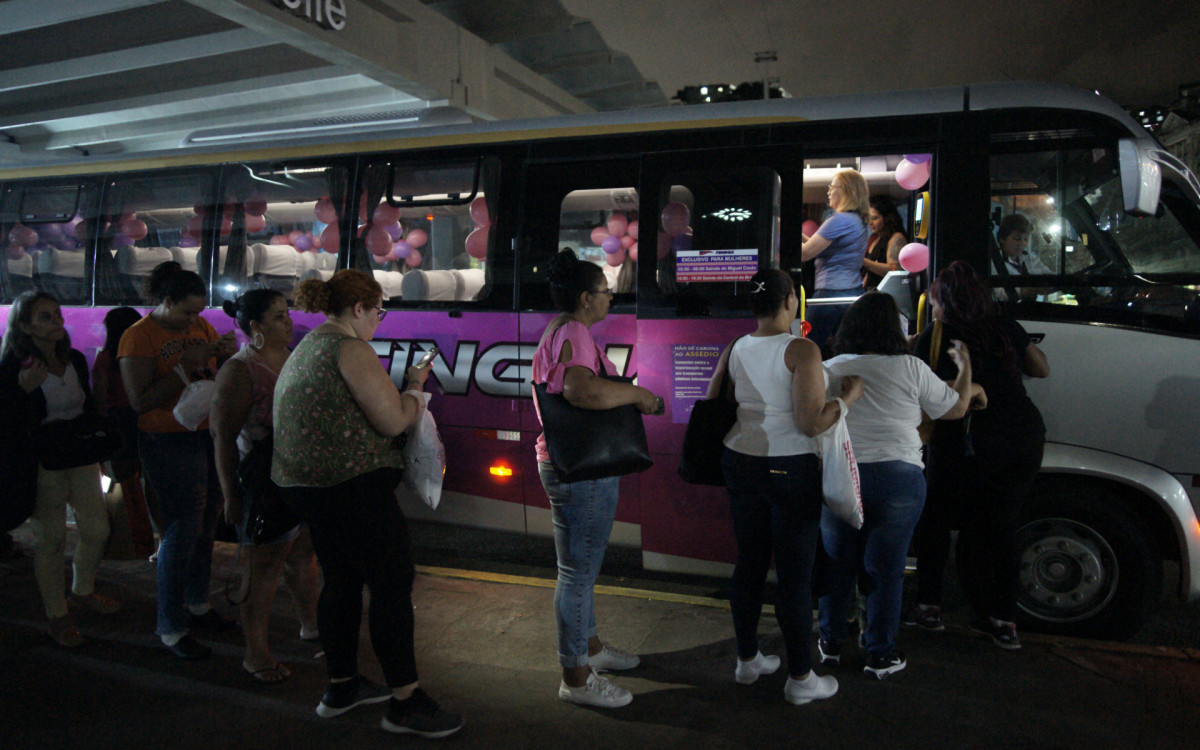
[1017,518,1117,622]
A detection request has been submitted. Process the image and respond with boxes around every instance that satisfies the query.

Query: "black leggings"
[283,468,417,687]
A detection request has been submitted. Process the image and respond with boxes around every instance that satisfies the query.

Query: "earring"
[252,332,264,350]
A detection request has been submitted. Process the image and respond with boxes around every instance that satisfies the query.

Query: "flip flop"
[244,662,291,683]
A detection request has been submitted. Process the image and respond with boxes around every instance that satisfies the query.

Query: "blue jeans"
[723,449,823,678]
[139,430,221,636]
[819,460,925,659]
[540,463,620,668]
[806,287,862,350]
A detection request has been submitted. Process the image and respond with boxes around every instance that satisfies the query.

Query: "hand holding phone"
[415,346,439,369]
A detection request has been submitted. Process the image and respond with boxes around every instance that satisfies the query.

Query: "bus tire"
[1013,486,1160,641]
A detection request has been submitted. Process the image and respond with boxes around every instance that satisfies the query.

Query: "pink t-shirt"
[531,319,617,464]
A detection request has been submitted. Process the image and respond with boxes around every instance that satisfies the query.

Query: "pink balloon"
[895,159,930,191]
[392,240,413,259]
[6,243,26,261]
[320,224,341,253]
[627,220,639,240]
[469,196,491,228]
[605,248,626,267]
[606,212,628,238]
[270,234,289,245]
[405,228,428,248]
[656,231,671,259]
[661,201,690,237]
[366,226,393,256]
[384,221,403,241]
[373,203,401,226]
[898,242,930,273]
[802,220,820,238]
[244,214,266,234]
[904,153,932,164]
[601,236,622,254]
[245,196,268,216]
[10,224,38,248]
[465,227,489,260]
[293,234,313,251]
[314,198,338,225]
[620,234,636,250]
[383,249,400,262]
[628,242,638,262]
[219,217,232,236]
[193,204,207,216]
[405,249,423,268]
[186,216,204,236]
[590,226,610,246]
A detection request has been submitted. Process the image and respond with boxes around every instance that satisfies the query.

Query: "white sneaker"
[783,672,839,705]
[735,651,781,684]
[589,643,640,671]
[558,672,633,708]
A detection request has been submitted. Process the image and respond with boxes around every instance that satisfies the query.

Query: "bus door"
[516,157,642,543]
[635,144,804,575]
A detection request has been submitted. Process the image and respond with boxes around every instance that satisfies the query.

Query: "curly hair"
[928,260,1019,373]
[294,269,382,315]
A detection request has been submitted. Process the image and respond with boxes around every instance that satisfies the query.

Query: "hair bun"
[221,299,237,318]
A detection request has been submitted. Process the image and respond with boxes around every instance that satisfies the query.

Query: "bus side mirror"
[1119,139,1161,216]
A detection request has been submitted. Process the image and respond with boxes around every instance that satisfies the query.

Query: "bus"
[3,82,1198,640]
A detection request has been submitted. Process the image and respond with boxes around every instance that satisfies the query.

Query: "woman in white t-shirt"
[817,292,982,679]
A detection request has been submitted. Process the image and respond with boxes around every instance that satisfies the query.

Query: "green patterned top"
[271,330,403,488]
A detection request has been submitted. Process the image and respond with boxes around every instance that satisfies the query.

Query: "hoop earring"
[252,332,264,350]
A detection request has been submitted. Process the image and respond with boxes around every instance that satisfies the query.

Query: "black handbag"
[236,435,299,544]
[34,413,123,470]
[533,375,653,483]
[678,338,740,486]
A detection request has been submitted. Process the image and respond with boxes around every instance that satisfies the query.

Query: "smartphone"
[415,346,440,368]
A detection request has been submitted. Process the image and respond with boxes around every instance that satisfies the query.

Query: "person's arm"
[861,255,893,278]
[339,337,428,437]
[121,336,215,414]
[704,345,734,399]
[800,232,832,262]
[788,338,863,436]
[209,359,253,523]
[1022,341,1050,378]
[886,233,907,269]
[557,338,659,413]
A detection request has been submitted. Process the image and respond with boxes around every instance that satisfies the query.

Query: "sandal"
[48,615,86,648]
[244,661,291,683]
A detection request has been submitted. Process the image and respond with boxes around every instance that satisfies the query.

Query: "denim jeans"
[539,462,620,668]
[723,449,823,678]
[138,430,222,636]
[819,460,925,659]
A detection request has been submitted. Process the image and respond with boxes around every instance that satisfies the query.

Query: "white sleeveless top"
[722,333,822,457]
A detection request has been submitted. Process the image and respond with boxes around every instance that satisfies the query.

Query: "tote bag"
[533,375,653,484]
[678,337,742,486]
[815,398,864,529]
[401,392,446,510]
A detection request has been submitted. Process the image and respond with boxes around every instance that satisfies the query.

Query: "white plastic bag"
[171,365,215,431]
[815,398,864,529]
[401,392,445,510]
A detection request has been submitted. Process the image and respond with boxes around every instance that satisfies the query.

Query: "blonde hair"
[832,168,869,221]
[294,269,382,315]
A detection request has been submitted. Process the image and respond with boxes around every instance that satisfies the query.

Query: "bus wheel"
[1013,488,1160,641]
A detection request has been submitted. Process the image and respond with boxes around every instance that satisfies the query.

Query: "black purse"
[678,338,740,486]
[533,375,653,484]
[236,435,299,544]
[34,413,123,470]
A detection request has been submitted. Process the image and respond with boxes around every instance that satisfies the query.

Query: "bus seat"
[373,270,404,301]
[170,246,200,272]
[251,243,299,277]
[400,268,486,302]
[454,268,485,300]
[299,268,333,283]
[116,245,173,302]
[4,251,35,297]
[36,247,88,301]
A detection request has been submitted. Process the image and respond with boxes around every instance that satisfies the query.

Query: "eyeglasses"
[369,305,388,321]
[827,184,843,194]
[592,288,615,297]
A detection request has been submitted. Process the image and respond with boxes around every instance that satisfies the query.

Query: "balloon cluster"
[5,217,86,260]
[464,195,490,261]
[590,212,638,267]
[181,196,269,248]
[362,200,426,267]
[660,202,692,259]
[895,154,931,191]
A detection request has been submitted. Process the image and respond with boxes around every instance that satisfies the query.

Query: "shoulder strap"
[718,336,744,401]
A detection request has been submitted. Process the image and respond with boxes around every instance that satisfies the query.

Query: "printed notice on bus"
[671,344,724,424]
[675,248,758,283]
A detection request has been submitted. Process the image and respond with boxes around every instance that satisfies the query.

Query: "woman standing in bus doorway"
[210,290,319,683]
[533,249,663,709]
[119,263,237,660]
[713,269,862,704]
[911,261,1048,648]
[818,292,980,678]
[0,290,120,647]
[861,195,907,290]
[273,270,462,738]
[800,168,870,348]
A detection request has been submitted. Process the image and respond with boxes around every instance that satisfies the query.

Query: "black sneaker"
[316,675,392,718]
[902,603,946,632]
[817,639,841,666]
[863,650,906,679]
[381,689,464,739]
[968,618,1021,650]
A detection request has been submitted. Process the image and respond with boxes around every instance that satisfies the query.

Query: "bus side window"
[559,187,639,307]
[0,180,100,306]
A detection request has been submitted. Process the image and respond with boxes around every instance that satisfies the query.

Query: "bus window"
[214,160,349,307]
[98,169,218,307]
[559,188,639,307]
[352,156,499,307]
[0,179,101,305]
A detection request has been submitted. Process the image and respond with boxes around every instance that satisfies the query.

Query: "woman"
[713,269,862,705]
[818,292,981,678]
[533,250,662,709]
[93,306,157,558]
[912,261,1048,648]
[210,290,319,682]
[861,195,907,290]
[119,262,237,659]
[273,270,462,738]
[0,290,119,647]
[800,168,870,347]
